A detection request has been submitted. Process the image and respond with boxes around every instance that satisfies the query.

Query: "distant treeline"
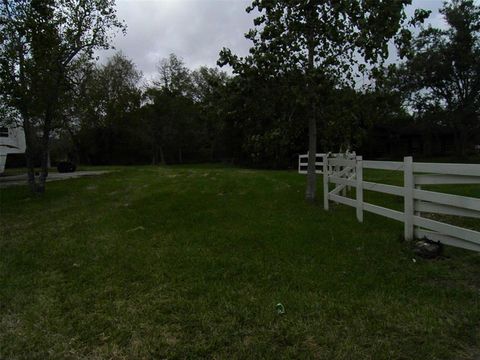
[1,1,479,193]
[53,1,480,167]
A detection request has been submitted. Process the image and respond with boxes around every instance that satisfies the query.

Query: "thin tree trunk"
[305,4,317,202]
[458,126,468,158]
[37,108,53,193]
[159,145,166,165]
[46,150,51,168]
[453,126,467,159]
[66,126,81,164]
[23,118,37,192]
[306,106,317,202]
[17,37,36,192]
[85,153,92,165]
[210,133,220,162]
[151,143,158,165]
[210,140,216,162]
[423,126,433,157]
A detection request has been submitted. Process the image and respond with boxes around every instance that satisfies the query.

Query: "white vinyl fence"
[298,152,357,174]
[298,153,480,252]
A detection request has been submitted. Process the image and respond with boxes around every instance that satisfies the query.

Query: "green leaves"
[220,0,420,87]
[0,0,126,129]
[393,0,480,156]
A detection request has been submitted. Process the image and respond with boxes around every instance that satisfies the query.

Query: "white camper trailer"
[0,125,26,174]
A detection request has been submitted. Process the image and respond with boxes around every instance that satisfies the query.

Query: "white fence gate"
[298,153,480,252]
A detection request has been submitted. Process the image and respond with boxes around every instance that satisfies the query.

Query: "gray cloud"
[97,0,446,80]
[98,0,254,79]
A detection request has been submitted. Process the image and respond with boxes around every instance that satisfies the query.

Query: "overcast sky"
[97,0,446,80]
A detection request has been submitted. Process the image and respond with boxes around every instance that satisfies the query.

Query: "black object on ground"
[414,238,443,259]
[57,161,76,173]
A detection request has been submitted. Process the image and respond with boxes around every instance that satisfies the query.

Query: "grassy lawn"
[1,165,479,359]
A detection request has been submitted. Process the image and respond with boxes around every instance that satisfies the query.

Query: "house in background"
[0,125,26,174]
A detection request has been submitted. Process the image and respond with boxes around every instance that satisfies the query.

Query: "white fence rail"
[298,152,356,174]
[299,153,480,252]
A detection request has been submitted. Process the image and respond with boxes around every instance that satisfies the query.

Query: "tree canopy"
[0,0,125,192]
[395,0,480,157]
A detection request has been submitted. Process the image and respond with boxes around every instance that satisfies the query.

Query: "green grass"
[1,165,479,359]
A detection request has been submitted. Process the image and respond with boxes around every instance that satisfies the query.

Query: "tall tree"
[396,0,480,157]
[219,0,429,202]
[145,54,197,164]
[154,53,193,97]
[191,66,229,161]
[0,0,125,192]
[76,52,142,164]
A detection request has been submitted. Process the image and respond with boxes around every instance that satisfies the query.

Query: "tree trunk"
[85,153,92,165]
[305,5,317,202]
[210,138,216,162]
[453,126,468,159]
[46,150,51,168]
[159,146,166,165]
[66,126,81,164]
[151,144,158,165]
[23,119,37,193]
[306,109,317,202]
[423,127,433,157]
[17,45,37,192]
[37,108,53,193]
[178,147,183,163]
[458,126,468,158]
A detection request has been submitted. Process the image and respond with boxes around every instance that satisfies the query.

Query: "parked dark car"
[57,161,76,173]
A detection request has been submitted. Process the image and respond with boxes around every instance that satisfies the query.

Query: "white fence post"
[404,156,414,241]
[323,154,329,210]
[356,156,363,223]
[341,154,347,197]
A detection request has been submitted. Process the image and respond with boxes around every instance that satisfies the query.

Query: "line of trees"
[1,0,479,196]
